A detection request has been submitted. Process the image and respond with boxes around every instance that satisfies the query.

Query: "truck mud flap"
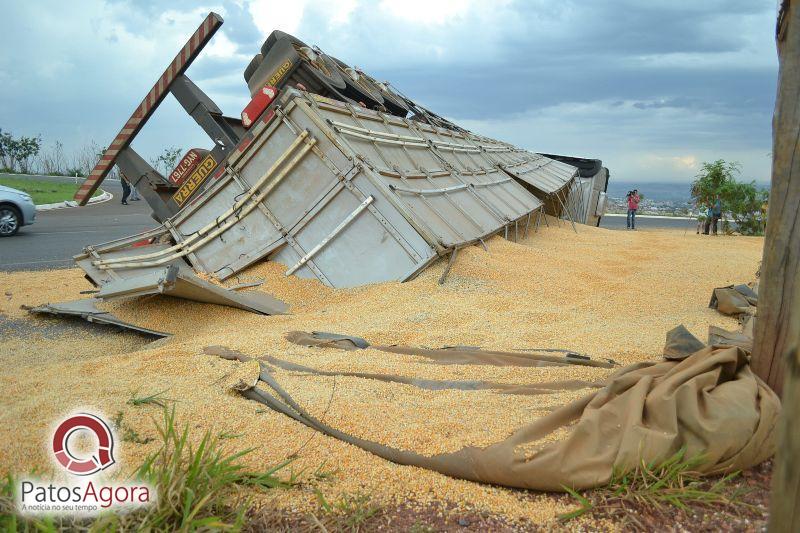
[27,298,170,337]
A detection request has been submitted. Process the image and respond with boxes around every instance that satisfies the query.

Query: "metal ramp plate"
[96,264,288,315]
[28,298,170,337]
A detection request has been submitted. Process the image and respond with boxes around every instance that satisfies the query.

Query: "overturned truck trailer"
[69,12,609,312]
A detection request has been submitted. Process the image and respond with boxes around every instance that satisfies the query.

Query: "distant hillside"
[607,181,692,203]
[608,180,771,203]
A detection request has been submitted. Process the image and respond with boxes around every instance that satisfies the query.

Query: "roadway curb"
[36,190,113,211]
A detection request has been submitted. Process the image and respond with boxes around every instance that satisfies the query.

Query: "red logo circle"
[52,414,115,476]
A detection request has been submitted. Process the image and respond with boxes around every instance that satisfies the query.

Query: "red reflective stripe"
[74,12,223,204]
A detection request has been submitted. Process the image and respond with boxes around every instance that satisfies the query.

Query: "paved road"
[600,214,696,231]
[1,180,154,271]
[0,182,698,272]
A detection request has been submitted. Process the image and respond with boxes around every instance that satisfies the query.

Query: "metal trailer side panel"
[408,123,542,219]
[303,95,539,248]
[311,103,502,244]
[169,97,355,279]
[268,175,436,287]
[585,167,609,226]
[258,96,438,286]
[495,153,577,196]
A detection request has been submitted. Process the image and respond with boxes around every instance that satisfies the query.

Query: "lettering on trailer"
[168,149,207,185]
[269,59,293,87]
[172,154,217,206]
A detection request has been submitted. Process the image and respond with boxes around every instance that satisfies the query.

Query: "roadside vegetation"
[0,176,101,205]
[0,126,181,180]
[691,159,769,236]
[559,448,764,530]
[0,406,295,532]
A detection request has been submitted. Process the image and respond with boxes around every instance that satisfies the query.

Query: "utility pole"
[755,1,800,531]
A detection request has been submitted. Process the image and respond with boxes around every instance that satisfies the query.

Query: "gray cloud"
[0,0,778,184]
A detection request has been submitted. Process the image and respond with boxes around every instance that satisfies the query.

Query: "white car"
[0,184,36,236]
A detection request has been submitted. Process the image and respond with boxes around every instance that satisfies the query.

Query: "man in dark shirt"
[711,194,722,235]
[120,176,131,205]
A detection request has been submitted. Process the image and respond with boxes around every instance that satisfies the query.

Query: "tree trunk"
[752,0,800,399]
[760,2,800,531]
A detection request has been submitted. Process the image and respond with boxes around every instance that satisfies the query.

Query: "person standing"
[626,189,640,230]
[120,176,131,205]
[129,181,141,201]
[696,198,708,234]
[711,194,722,235]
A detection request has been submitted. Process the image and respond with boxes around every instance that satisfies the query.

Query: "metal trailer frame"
[73,12,245,222]
[67,11,606,315]
[81,90,543,289]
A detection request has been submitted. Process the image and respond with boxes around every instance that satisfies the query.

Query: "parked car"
[0,184,36,236]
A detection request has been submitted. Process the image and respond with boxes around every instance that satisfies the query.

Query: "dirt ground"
[0,218,767,529]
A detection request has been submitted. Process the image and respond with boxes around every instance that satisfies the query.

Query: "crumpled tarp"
[709,283,758,316]
[214,331,780,491]
[663,324,707,360]
[706,279,759,351]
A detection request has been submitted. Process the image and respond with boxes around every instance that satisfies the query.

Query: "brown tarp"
[285,330,616,368]
[707,281,759,352]
[213,340,780,491]
[663,324,707,360]
[708,325,754,352]
[262,353,601,396]
[709,284,758,316]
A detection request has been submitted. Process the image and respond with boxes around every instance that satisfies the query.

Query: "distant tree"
[71,141,103,176]
[691,160,740,203]
[0,130,41,173]
[150,147,183,175]
[690,159,768,236]
[15,135,41,173]
[0,128,13,170]
[721,180,769,235]
[37,141,68,175]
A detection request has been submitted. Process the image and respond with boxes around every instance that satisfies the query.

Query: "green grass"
[0,175,101,205]
[315,489,381,531]
[1,406,294,531]
[559,448,748,526]
[128,389,172,408]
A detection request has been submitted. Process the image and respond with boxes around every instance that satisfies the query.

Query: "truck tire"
[330,57,385,109]
[358,71,411,117]
[249,31,347,98]
[244,53,263,83]
[259,30,290,56]
[0,204,21,237]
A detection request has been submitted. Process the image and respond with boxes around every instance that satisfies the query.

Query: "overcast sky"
[0,0,779,184]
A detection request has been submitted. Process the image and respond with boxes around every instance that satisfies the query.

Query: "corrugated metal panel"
[77,90,544,290]
[491,150,578,195]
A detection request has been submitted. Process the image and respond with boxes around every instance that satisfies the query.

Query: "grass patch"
[127,389,171,408]
[131,407,293,530]
[559,448,749,528]
[0,175,101,204]
[111,411,154,445]
[1,406,294,531]
[315,490,381,531]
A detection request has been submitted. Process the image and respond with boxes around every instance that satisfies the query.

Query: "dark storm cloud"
[0,0,779,183]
